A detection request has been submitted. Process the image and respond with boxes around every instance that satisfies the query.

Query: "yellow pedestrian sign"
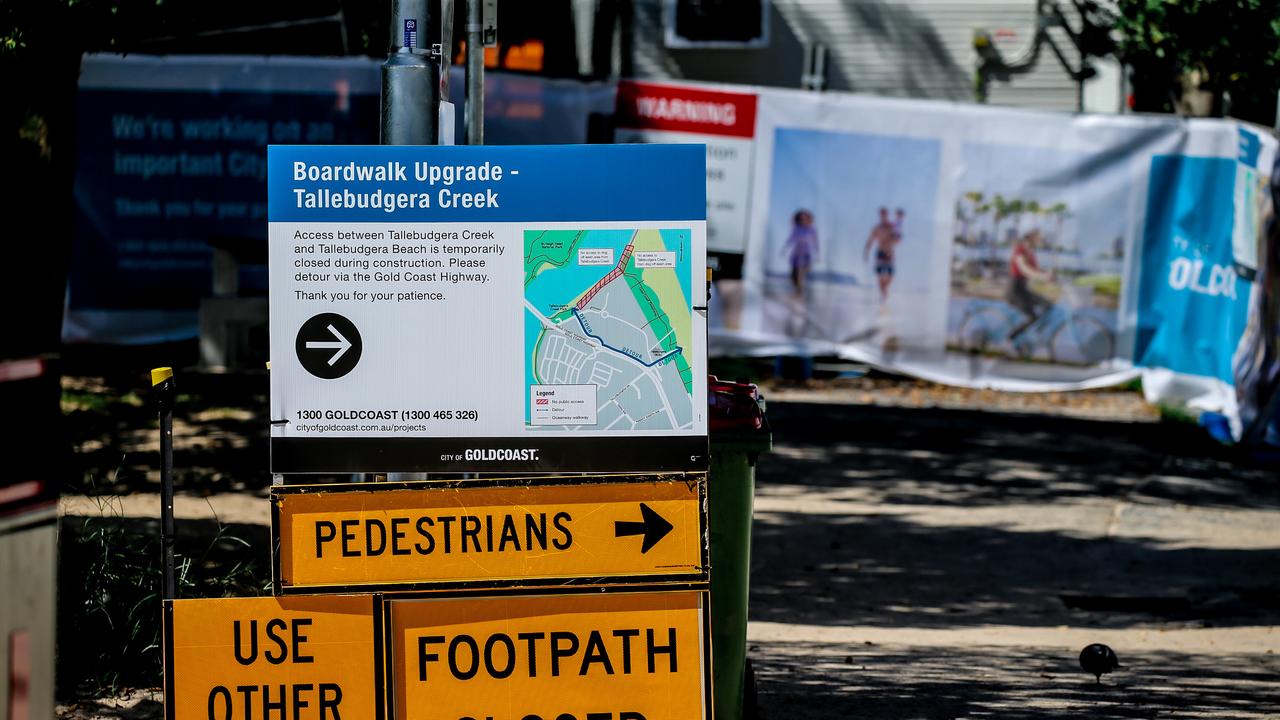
[272,475,707,593]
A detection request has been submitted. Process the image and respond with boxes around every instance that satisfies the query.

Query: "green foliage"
[2,0,380,64]
[709,357,764,384]
[1158,401,1200,425]
[62,388,144,414]
[1113,0,1280,123]
[58,489,269,696]
[2,0,382,185]
[1073,273,1122,297]
[3,1,135,61]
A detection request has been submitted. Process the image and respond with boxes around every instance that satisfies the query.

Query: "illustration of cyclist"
[783,209,819,296]
[1007,229,1054,341]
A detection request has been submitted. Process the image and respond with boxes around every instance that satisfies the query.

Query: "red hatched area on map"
[576,239,636,310]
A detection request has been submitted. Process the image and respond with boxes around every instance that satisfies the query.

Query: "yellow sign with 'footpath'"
[389,590,710,720]
[164,595,382,720]
[272,475,706,592]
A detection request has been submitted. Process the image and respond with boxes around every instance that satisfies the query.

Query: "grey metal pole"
[382,52,440,145]
[381,0,440,145]
[439,0,455,98]
[801,43,827,91]
[152,367,177,600]
[465,0,484,144]
[379,0,438,485]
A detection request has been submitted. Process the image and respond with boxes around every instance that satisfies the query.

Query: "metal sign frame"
[270,473,710,595]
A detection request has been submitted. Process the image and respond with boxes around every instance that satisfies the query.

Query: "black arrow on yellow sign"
[614,503,674,554]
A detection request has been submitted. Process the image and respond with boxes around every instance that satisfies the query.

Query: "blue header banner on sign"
[267,144,707,223]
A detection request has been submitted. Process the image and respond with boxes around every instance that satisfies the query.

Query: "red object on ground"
[708,376,765,431]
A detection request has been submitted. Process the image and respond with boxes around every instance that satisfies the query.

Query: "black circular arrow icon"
[295,313,362,379]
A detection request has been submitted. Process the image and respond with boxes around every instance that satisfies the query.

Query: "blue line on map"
[571,308,682,368]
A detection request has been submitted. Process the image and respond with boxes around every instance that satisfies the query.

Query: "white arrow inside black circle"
[305,324,353,366]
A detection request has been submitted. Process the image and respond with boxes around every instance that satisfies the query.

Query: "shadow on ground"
[64,373,274,496]
[749,508,1280,630]
[753,642,1280,719]
[757,401,1279,510]
[744,400,1280,718]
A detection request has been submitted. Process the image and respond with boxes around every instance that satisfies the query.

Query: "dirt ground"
[58,375,1279,718]
[747,383,1279,719]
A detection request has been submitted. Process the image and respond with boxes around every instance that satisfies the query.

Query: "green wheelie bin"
[707,377,770,720]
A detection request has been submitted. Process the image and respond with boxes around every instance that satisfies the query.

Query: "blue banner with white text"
[66,55,381,344]
[1135,156,1251,384]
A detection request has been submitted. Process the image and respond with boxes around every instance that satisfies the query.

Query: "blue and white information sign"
[268,144,708,473]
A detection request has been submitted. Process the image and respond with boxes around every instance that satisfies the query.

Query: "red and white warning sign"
[615,80,757,253]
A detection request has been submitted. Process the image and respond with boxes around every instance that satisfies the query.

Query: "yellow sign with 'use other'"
[163,595,382,720]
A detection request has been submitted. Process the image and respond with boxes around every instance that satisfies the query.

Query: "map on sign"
[524,228,695,432]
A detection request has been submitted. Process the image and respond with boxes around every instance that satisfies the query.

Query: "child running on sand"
[783,209,819,296]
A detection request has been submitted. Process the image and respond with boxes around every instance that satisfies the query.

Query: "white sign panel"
[268,145,708,473]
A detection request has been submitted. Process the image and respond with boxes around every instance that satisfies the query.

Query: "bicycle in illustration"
[955,283,1115,365]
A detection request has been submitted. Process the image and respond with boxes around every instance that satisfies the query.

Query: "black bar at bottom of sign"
[371,594,386,720]
[270,436,710,474]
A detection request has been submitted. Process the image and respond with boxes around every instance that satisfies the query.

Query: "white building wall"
[630,0,1091,112]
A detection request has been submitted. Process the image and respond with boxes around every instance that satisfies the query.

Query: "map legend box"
[530,384,597,426]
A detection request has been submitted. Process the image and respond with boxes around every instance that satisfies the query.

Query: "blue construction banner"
[1135,156,1250,384]
[726,86,1277,434]
[64,60,1280,439]
[65,55,381,344]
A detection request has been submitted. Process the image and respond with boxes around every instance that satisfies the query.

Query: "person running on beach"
[1007,229,1055,341]
[783,209,818,296]
[863,207,901,303]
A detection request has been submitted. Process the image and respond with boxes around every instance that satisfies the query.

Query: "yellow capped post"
[150,366,173,386]
[151,366,177,600]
